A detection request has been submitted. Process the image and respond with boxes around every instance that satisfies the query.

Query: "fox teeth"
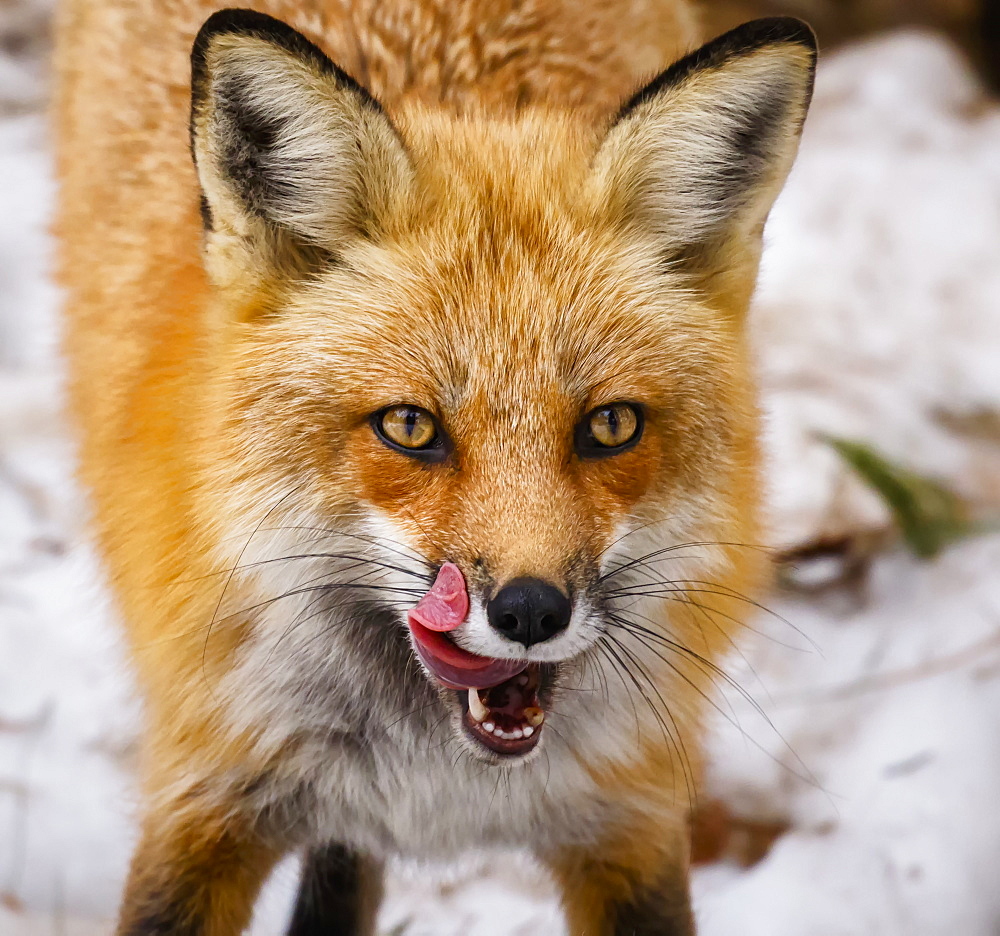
[523,707,545,727]
[467,688,489,723]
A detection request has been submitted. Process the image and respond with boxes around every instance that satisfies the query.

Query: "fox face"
[190,11,815,764]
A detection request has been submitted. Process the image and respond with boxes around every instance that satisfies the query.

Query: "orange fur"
[55,2,814,933]
[54,0,701,767]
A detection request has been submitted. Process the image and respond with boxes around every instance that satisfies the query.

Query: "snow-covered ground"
[2,7,1000,933]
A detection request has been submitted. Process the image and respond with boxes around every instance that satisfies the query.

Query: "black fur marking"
[198,193,213,229]
[617,17,817,122]
[727,77,787,166]
[118,887,200,936]
[612,872,696,936]
[706,76,791,215]
[212,72,292,220]
[190,8,378,120]
[287,843,365,936]
[982,0,1000,92]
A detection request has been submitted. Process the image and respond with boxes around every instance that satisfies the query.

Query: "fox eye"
[577,403,643,457]
[374,405,444,458]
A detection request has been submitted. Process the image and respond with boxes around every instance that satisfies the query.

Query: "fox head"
[189,10,815,763]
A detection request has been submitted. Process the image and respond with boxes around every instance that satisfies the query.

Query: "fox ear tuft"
[190,9,411,279]
[592,17,817,293]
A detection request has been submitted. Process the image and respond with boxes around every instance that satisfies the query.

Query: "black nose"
[487,578,572,648]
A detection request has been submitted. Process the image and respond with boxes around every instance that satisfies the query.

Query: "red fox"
[55,1,815,933]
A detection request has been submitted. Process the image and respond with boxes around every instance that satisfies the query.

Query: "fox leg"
[553,835,695,936]
[287,842,383,936]
[115,788,284,936]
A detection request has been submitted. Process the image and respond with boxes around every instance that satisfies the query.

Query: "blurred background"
[2,1,1000,933]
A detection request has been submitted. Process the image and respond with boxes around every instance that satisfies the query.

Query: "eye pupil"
[377,406,439,452]
[581,402,641,454]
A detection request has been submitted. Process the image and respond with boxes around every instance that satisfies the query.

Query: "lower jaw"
[462,707,542,757]
[457,664,547,758]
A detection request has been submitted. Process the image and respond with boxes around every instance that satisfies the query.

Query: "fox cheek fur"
[58,3,815,934]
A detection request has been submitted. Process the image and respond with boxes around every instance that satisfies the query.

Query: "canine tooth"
[483,721,495,733]
[523,707,544,727]
[522,726,534,738]
[517,674,529,686]
[468,688,489,723]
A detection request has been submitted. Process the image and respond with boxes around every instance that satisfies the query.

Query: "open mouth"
[407,562,546,757]
[409,616,545,757]
[460,665,544,756]
[408,615,544,758]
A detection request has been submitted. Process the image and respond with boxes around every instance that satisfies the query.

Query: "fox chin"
[55,1,816,933]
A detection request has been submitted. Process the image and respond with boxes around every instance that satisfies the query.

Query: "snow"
[695,538,1000,936]
[2,13,1000,935]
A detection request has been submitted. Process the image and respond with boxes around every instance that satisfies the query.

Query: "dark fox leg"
[554,835,695,936]
[611,876,696,936]
[287,843,383,936]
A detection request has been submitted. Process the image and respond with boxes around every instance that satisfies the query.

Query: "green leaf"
[824,436,976,559]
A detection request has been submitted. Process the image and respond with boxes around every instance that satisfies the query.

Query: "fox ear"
[591,17,816,301]
[190,9,411,283]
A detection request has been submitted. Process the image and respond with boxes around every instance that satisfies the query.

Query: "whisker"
[227,551,432,584]
[605,579,817,652]
[384,703,435,733]
[595,638,643,748]
[609,595,787,700]
[606,611,767,719]
[213,580,422,631]
[603,630,695,806]
[599,540,774,585]
[605,611,824,792]
[255,524,434,572]
[203,487,302,694]
[596,515,694,566]
[605,612,743,739]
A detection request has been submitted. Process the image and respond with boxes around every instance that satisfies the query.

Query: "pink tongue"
[407,563,526,691]
[408,562,468,632]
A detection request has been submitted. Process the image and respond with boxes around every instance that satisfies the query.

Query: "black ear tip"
[191,8,340,87]
[192,9,277,74]
[618,15,817,119]
[189,7,379,117]
[692,16,818,70]
[196,7,283,38]
[741,16,818,54]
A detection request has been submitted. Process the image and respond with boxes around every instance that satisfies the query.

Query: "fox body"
[55,1,815,933]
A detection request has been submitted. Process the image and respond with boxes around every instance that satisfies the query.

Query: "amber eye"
[577,403,642,456]
[374,405,443,457]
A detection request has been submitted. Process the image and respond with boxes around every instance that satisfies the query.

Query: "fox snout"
[486,577,572,648]
[429,544,606,667]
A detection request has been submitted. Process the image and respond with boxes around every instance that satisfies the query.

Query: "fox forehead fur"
[57,1,815,930]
